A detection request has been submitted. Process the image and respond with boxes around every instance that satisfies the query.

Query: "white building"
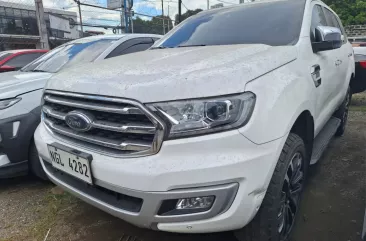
[0,1,80,50]
[211,3,224,9]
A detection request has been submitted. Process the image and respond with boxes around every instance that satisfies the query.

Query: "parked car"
[0,49,48,73]
[34,1,354,240]
[351,42,366,93]
[0,34,161,179]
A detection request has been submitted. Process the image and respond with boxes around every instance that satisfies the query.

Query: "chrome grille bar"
[44,95,143,115]
[42,90,166,157]
[44,119,152,152]
[43,106,156,134]
[43,106,66,120]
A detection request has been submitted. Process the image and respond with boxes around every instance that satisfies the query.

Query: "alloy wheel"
[278,152,304,240]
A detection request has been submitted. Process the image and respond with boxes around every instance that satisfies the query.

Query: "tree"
[322,0,366,26]
[132,15,173,35]
[175,9,203,24]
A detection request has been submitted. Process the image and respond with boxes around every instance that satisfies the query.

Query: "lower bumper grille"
[44,161,143,212]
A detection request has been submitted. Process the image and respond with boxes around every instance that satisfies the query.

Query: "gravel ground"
[0,108,365,241]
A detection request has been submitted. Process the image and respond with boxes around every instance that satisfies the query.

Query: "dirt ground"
[0,95,365,241]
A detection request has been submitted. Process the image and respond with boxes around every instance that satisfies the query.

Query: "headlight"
[147,92,256,139]
[0,98,21,110]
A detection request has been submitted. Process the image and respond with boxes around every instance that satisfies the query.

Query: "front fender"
[239,62,315,144]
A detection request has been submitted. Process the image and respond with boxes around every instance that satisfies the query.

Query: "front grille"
[42,90,165,157]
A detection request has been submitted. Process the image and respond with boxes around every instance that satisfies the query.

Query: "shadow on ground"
[291,111,366,241]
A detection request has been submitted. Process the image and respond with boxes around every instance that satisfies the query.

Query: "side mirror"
[0,65,16,73]
[312,26,342,53]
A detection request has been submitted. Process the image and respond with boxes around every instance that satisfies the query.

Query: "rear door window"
[119,43,154,55]
[6,53,44,68]
[106,38,154,59]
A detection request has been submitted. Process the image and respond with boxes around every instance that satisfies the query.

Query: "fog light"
[12,121,20,137]
[176,196,215,210]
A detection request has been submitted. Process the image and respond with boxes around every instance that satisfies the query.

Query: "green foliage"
[132,15,173,35]
[175,9,203,24]
[323,0,366,25]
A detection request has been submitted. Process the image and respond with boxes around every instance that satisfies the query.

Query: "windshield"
[21,38,118,73]
[153,0,305,49]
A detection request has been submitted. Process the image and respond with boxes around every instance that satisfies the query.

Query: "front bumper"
[35,123,286,233]
[0,107,41,177]
[351,63,366,94]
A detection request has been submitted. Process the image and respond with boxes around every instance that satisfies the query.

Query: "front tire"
[235,133,307,241]
[29,139,48,180]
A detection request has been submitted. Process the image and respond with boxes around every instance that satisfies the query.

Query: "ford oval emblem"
[65,111,94,132]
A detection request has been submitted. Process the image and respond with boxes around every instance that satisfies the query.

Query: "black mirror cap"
[312,40,342,53]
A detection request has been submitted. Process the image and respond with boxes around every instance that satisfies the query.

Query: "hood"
[47,44,297,103]
[0,71,53,99]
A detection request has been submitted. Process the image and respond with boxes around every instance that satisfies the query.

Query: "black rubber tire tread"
[29,139,48,180]
[234,133,307,241]
[334,87,351,137]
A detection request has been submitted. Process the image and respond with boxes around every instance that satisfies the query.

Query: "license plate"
[47,143,93,184]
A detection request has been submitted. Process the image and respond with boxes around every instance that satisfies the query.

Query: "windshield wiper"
[150,46,173,50]
[177,44,207,48]
[30,69,47,73]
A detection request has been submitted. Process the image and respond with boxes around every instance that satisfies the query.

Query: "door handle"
[335,60,342,66]
[348,53,353,57]
[311,65,321,87]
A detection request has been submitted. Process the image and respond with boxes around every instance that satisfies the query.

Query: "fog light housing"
[176,196,215,210]
[158,196,216,216]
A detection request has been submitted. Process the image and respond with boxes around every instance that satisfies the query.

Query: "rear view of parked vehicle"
[0,49,48,73]
[351,42,366,94]
[34,1,354,241]
[0,34,161,179]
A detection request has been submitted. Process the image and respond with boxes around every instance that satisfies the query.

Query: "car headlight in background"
[0,98,21,110]
[147,92,256,139]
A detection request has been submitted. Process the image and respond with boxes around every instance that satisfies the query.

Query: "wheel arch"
[289,110,314,162]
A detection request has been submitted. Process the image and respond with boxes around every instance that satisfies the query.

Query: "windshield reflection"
[21,38,118,73]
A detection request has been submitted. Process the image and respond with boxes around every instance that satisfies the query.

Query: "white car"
[0,34,161,179]
[34,1,354,240]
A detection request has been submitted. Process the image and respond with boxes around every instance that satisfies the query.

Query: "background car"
[351,42,366,94]
[0,49,48,73]
[0,33,162,179]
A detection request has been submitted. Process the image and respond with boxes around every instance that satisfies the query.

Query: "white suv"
[34,0,354,240]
